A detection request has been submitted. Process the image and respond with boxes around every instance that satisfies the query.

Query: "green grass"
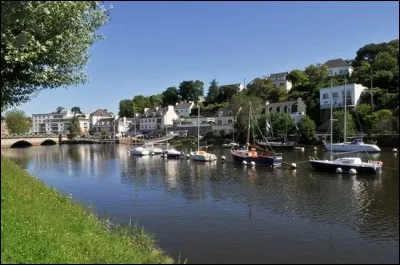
[1,156,174,264]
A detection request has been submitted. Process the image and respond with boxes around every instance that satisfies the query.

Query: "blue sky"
[17,1,399,116]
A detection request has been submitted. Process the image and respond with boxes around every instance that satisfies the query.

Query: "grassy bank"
[1,156,173,264]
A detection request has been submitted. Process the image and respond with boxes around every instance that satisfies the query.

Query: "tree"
[205,79,219,105]
[1,1,111,108]
[297,115,316,140]
[217,84,239,103]
[332,111,357,142]
[246,78,275,100]
[178,80,204,102]
[68,116,81,138]
[263,111,295,139]
[118,99,135,117]
[162,87,179,106]
[287,69,309,87]
[353,103,373,133]
[5,109,33,133]
[149,94,163,107]
[71,106,82,114]
[365,109,394,133]
[132,95,152,114]
[304,64,329,87]
[56,106,64,113]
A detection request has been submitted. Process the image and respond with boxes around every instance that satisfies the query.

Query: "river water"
[2,144,399,264]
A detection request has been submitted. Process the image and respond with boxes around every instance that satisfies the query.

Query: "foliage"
[304,64,329,86]
[178,80,204,102]
[365,109,394,134]
[1,1,111,108]
[132,95,152,114]
[100,129,110,139]
[205,79,219,105]
[332,111,357,142]
[216,84,240,103]
[352,103,373,133]
[297,115,316,140]
[56,106,64,113]
[4,109,32,133]
[246,78,275,101]
[287,69,309,87]
[149,94,163,107]
[71,106,82,114]
[261,111,295,139]
[228,92,263,142]
[118,99,135,118]
[68,116,81,138]
[161,87,179,107]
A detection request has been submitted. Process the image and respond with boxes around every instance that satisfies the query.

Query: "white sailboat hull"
[130,147,150,156]
[324,142,381,153]
[191,151,217,162]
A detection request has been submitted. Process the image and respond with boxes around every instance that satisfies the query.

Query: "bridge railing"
[1,133,67,139]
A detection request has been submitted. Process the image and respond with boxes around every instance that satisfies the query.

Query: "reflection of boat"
[164,149,184,159]
[230,102,283,167]
[191,106,217,162]
[310,81,383,174]
[130,146,150,156]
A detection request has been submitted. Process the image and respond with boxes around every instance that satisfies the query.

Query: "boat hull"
[310,160,381,174]
[324,143,381,153]
[231,151,282,166]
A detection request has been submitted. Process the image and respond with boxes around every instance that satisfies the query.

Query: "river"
[2,144,399,264]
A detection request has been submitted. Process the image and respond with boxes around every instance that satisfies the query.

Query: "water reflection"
[1,145,398,264]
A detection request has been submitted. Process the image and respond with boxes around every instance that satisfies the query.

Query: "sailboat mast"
[330,81,333,153]
[344,77,347,142]
[197,105,200,151]
[247,103,251,146]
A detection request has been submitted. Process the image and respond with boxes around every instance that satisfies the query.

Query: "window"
[276,107,280,112]
[333,92,338,98]
[339,69,343,74]
[280,82,285,87]
[283,106,287,113]
[323,93,329,99]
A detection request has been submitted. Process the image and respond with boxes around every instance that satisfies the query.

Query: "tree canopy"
[71,106,82,114]
[118,99,135,118]
[5,109,33,133]
[178,80,204,102]
[1,1,111,108]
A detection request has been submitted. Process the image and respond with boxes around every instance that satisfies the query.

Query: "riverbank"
[0,156,173,264]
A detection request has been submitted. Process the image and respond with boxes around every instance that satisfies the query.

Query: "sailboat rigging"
[191,106,217,162]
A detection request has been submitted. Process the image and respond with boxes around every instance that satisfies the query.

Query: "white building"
[31,111,90,134]
[266,98,307,123]
[212,108,234,136]
[139,105,179,134]
[319,83,367,122]
[89,109,112,132]
[267,72,293,92]
[324,58,354,77]
[175,101,195,117]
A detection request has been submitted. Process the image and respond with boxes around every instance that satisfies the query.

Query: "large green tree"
[71,106,82,114]
[132,95,152,114]
[297,115,316,140]
[304,64,329,87]
[287,69,309,87]
[205,79,219,105]
[217,84,239,103]
[332,111,357,142]
[68,116,81,138]
[162,87,179,106]
[4,109,33,133]
[178,80,204,102]
[118,99,135,117]
[246,78,275,100]
[1,1,111,108]
[56,106,64,113]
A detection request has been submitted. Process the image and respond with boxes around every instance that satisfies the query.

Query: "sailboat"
[230,102,283,167]
[191,106,217,162]
[322,78,381,153]
[310,81,383,174]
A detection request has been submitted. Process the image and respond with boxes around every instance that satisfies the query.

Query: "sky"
[15,1,399,116]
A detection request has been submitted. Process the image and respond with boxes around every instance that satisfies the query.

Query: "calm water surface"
[2,144,399,264]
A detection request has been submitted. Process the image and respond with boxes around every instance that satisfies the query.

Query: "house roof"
[324,58,351,68]
[90,109,111,117]
[268,72,289,78]
[175,102,193,109]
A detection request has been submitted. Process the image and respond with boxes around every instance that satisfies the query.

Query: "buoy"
[242,161,247,165]
[186,154,190,159]
[336,167,342,174]
[313,147,317,151]
[150,152,155,156]
[221,155,226,161]
[250,161,256,166]
[291,163,297,169]
[393,148,398,153]
[349,168,357,175]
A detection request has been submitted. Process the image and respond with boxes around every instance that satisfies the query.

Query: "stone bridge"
[1,134,69,148]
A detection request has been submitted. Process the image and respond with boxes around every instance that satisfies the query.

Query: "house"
[139,105,179,134]
[212,108,234,136]
[266,72,293,92]
[31,111,90,135]
[266,98,307,123]
[175,101,195,117]
[319,83,367,123]
[324,58,354,77]
[89,109,112,133]
[91,117,117,137]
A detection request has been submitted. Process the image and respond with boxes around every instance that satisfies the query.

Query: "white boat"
[191,106,217,162]
[323,79,381,153]
[222,142,239,148]
[130,146,150,156]
[164,148,183,159]
[309,81,383,175]
[146,146,164,154]
[323,137,381,153]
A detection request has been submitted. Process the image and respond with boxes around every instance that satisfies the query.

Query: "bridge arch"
[10,140,33,148]
[40,139,57,146]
